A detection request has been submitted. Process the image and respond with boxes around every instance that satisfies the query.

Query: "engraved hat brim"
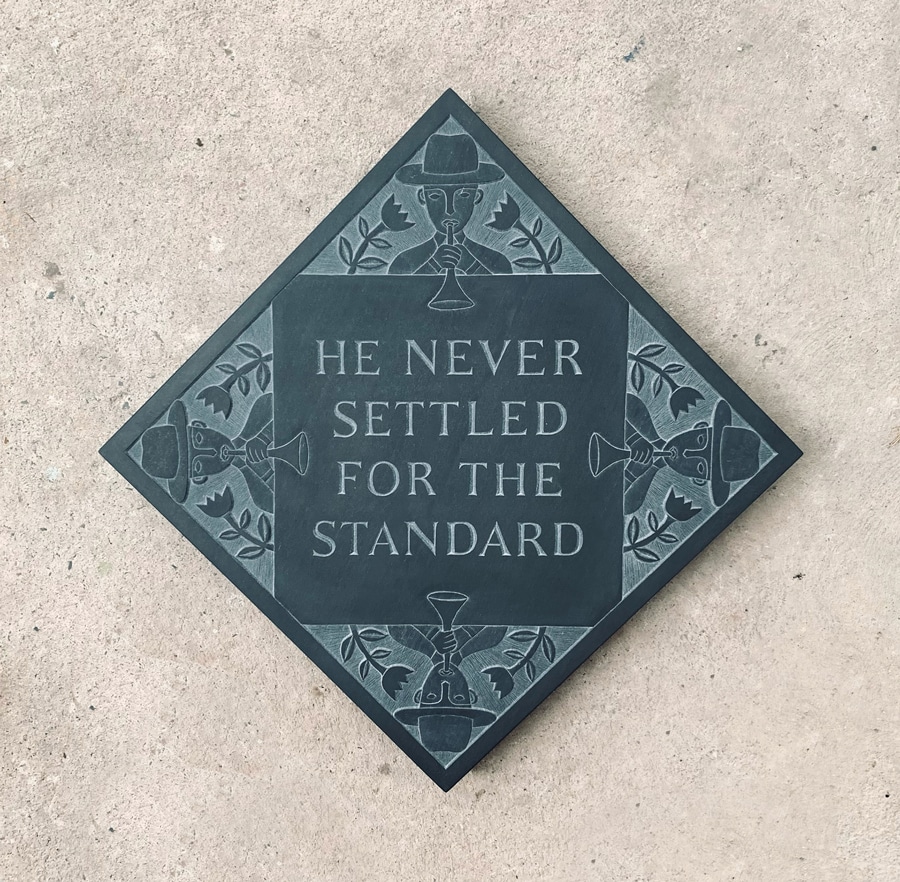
[395,163,505,186]
[167,400,189,504]
[394,705,496,727]
[710,400,732,508]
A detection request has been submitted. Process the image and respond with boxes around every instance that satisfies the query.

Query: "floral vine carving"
[628,343,704,419]
[482,627,557,699]
[196,342,272,420]
[196,486,273,560]
[340,626,414,700]
[339,195,415,274]
[624,489,701,563]
[487,193,562,273]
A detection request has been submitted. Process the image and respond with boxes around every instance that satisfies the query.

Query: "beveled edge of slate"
[100,88,802,791]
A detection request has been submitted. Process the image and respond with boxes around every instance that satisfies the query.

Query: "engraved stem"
[347,221,387,275]
[220,354,274,391]
[509,627,547,675]
[627,353,679,391]
[624,515,675,552]
[224,513,274,551]
[513,219,553,274]
[349,626,388,674]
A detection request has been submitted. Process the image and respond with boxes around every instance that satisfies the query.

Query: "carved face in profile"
[418,186,483,234]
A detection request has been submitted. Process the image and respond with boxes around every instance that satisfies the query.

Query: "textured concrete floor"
[2,2,899,880]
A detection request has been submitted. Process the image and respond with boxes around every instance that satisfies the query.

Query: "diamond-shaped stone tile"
[101,89,800,789]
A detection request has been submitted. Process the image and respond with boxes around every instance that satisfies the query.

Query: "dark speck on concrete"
[196,138,204,147]
[89,705,95,710]
[793,573,805,580]
[109,827,115,832]
[47,291,55,299]
[68,561,72,570]
[871,145,877,151]
[624,36,645,62]
[43,261,60,278]
[33,626,39,632]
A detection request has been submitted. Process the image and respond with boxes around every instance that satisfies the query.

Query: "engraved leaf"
[637,343,666,358]
[652,374,664,398]
[509,237,531,248]
[532,216,543,237]
[257,514,272,544]
[237,374,250,396]
[356,256,388,270]
[358,659,370,680]
[504,648,525,660]
[340,633,355,662]
[664,363,685,374]
[633,547,661,563]
[630,361,645,392]
[255,361,271,391]
[237,342,262,359]
[525,659,537,682]
[358,215,369,238]
[658,532,679,543]
[338,236,353,266]
[648,511,659,532]
[509,630,538,642]
[547,236,563,264]
[369,237,391,249]
[237,545,265,560]
[513,257,544,269]
[239,509,251,530]
[542,634,556,663]
[371,648,391,660]
[218,529,240,541]
[216,363,238,375]
[358,628,387,642]
[627,516,640,545]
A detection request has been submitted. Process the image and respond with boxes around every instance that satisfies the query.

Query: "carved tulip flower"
[668,385,704,419]
[197,486,234,518]
[380,194,414,232]
[483,666,515,699]
[664,489,702,522]
[196,384,233,419]
[486,193,521,231]
[381,664,414,700]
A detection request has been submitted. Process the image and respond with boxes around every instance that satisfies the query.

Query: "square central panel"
[273,274,627,626]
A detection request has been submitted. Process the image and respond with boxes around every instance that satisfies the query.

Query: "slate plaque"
[101,89,801,790]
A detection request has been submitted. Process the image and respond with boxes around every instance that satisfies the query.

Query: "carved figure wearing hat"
[590,396,762,515]
[389,133,512,276]
[391,592,504,754]
[139,394,276,513]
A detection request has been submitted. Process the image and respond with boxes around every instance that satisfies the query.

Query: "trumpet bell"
[588,432,630,478]
[268,431,310,477]
[428,270,475,311]
[427,590,468,630]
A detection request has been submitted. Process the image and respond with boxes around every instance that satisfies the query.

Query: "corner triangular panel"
[303,116,596,277]
[101,90,800,789]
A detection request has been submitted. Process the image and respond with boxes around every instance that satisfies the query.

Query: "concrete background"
[1,1,898,879]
